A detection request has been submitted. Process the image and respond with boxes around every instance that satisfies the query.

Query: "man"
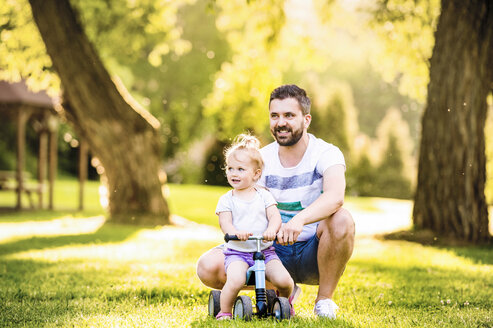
[196,84,355,318]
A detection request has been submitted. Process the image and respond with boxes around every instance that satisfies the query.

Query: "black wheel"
[266,289,277,312]
[272,297,291,320]
[233,295,253,321]
[208,290,221,317]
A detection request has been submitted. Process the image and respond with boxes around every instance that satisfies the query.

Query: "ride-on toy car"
[208,234,291,321]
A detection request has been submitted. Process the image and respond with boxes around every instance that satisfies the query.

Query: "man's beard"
[272,123,304,146]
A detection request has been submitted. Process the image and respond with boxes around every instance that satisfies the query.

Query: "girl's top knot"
[234,133,260,150]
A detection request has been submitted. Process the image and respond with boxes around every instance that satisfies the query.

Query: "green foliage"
[0,0,445,203]
[202,138,228,186]
[348,109,414,199]
[328,61,423,146]
[73,0,194,66]
[0,0,59,93]
[367,0,441,102]
[373,134,413,199]
[1,0,231,180]
[304,76,358,157]
[136,0,230,158]
[72,0,230,158]
[347,153,378,197]
[203,0,341,141]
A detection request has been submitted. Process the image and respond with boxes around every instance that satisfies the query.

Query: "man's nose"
[277,117,287,126]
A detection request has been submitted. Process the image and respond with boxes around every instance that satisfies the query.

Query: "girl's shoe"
[216,312,232,320]
[289,284,302,304]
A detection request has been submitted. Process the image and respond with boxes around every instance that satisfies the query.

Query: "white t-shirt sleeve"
[258,188,277,208]
[316,144,346,174]
[215,192,232,215]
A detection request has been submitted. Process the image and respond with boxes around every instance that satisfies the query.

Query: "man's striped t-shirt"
[258,134,346,241]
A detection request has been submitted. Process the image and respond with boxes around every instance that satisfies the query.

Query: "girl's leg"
[265,259,294,298]
[220,261,249,315]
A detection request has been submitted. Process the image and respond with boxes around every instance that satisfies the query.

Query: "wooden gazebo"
[0,80,59,210]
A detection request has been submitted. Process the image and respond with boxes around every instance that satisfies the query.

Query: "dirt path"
[346,199,413,237]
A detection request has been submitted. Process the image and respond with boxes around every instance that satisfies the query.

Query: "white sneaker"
[314,299,339,319]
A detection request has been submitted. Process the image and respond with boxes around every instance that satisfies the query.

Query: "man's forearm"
[295,193,344,226]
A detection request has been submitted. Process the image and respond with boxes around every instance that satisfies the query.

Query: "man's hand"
[276,217,304,245]
[262,228,277,241]
[235,231,253,241]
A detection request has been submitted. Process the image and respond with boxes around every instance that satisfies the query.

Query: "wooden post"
[16,108,28,210]
[48,117,58,210]
[78,138,88,211]
[38,130,48,209]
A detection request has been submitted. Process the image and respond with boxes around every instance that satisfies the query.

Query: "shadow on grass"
[0,223,140,256]
[447,246,493,265]
[380,230,493,265]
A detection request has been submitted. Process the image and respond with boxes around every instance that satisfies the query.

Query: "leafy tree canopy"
[0,0,193,95]
[366,0,441,102]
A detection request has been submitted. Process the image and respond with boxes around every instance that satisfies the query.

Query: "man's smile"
[275,127,292,136]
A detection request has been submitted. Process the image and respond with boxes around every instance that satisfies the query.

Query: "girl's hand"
[263,228,277,241]
[236,231,253,241]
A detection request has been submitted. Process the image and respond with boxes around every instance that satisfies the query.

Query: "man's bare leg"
[315,208,355,301]
[196,247,226,289]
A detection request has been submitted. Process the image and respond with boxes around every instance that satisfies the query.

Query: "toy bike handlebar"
[224,233,277,243]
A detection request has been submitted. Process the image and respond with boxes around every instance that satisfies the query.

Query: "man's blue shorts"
[273,233,319,285]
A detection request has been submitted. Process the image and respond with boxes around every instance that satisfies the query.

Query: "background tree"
[28,0,169,224]
[370,0,492,242]
[413,0,492,243]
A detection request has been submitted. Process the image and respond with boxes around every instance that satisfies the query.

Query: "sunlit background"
[3,0,491,203]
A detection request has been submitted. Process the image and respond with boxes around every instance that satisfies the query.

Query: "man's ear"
[304,114,312,129]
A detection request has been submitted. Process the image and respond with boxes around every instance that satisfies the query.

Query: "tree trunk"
[29,0,170,224]
[413,0,493,243]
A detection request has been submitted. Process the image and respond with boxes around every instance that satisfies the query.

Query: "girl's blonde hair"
[224,133,264,171]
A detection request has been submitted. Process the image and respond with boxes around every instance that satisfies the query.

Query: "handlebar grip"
[224,233,240,242]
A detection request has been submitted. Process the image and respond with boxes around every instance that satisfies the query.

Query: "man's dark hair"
[269,84,311,115]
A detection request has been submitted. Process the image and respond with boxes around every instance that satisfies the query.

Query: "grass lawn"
[0,180,492,327]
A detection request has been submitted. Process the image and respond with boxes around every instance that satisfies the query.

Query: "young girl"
[214,134,294,320]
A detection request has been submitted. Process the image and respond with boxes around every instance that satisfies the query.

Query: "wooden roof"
[0,80,54,109]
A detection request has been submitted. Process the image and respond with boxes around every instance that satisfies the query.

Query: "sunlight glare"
[0,216,105,243]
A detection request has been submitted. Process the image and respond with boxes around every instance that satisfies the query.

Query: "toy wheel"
[233,295,253,321]
[266,289,277,312]
[208,290,221,317]
[272,297,291,320]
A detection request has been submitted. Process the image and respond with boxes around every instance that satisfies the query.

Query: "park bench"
[0,170,45,209]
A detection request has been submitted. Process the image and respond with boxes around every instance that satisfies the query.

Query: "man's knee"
[196,249,226,289]
[318,208,355,242]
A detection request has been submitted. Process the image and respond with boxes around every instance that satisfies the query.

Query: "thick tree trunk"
[29,0,170,224]
[413,0,493,243]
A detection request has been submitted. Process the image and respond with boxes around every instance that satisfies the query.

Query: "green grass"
[0,179,492,327]
[167,184,228,227]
